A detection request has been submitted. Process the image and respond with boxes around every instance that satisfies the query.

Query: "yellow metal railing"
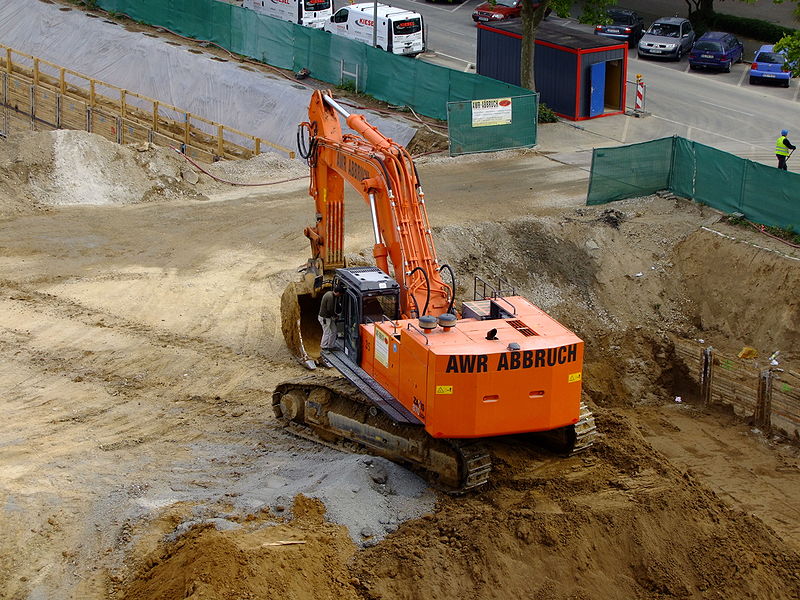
[0,44,294,161]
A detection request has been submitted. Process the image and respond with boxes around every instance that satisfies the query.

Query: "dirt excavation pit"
[0,130,798,600]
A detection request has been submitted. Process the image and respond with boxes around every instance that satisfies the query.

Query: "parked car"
[638,16,695,60]
[749,44,791,87]
[471,0,550,24]
[688,32,744,72]
[594,7,645,48]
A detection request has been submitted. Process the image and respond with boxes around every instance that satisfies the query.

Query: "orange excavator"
[275,91,595,492]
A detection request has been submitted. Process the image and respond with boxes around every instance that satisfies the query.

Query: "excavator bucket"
[280,276,325,369]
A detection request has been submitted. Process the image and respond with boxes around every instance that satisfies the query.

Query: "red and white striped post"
[634,74,646,114]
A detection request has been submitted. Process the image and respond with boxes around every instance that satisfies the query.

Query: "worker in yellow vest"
[775,129,795,171]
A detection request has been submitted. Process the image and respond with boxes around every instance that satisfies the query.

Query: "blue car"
[688,31,743,72]
[750,44,791,87]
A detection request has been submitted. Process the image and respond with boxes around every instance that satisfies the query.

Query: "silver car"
[638,17,695,61]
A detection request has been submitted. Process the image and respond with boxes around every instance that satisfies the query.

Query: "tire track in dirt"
[0,273,306,598]
[0,278,289,369]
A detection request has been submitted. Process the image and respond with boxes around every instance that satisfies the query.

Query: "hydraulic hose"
[438,263,457,314]
[407,266,431,316]
[408,292,421,319]
[297,122,318,166]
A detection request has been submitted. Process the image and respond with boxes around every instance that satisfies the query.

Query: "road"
[336,0,800,164]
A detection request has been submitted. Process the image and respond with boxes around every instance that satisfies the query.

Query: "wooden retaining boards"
[0,44,294,161]
[671,335,799,440]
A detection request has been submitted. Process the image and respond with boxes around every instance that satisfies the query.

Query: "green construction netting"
[447,94,538,156]
[95,0,532,122]
[588,136,800,231]
[587,138,673,204]
[741,161,800,232]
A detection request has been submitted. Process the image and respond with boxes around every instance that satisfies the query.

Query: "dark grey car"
[594,7,645,48]
[638,16,695,60]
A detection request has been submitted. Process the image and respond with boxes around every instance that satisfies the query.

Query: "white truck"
[324,2,425,56]
[243,0,332,29]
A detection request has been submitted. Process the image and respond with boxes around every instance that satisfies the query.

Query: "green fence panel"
[588,135,800,231]
[301,28,365,86]
[94,0,533,123]
[236,12,297,69]
[365,48,425,110]
[693,142,744,215]
[449,69,531,108]
[99,0,221,42]
[670,136,695,199]
[210,1,234,49]
[741,162,800,230]
[447,94,537,156]
[586,138,673,205]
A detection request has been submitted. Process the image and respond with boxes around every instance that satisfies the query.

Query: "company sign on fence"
[471,97,513,127]
[447,94,538,156]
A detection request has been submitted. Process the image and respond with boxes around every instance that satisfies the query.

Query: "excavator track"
[273,375,491,494]
[529,400,598,456]
[570,401,597,455]
[273,376,596,494]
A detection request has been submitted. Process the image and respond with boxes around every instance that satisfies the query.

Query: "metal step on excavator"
[276,90,596,493]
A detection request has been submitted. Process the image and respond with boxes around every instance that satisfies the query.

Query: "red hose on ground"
[748,220,800,249]
[171,147,307,187]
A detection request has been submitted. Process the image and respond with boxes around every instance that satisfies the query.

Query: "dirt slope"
[0,131,798,600]
[353,410,799,600]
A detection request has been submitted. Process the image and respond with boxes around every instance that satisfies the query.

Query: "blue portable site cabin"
[476,20,628,121]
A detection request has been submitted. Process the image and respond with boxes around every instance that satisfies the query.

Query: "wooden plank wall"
[0,45,294,162]
[672,335,800,441]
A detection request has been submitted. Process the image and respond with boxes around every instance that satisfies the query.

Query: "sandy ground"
[0,130,799,600]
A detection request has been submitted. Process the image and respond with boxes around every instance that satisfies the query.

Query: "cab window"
[332,8,348,23]
[362,294,399,323]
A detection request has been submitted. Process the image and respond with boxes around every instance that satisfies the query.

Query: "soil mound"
[351,410,800,599]
[116,496,360,600]
[0,130,206,213]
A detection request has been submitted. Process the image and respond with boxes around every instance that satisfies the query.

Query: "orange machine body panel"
[359,296,584,438]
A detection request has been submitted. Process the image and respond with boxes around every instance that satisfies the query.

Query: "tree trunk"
[519,1,549,91]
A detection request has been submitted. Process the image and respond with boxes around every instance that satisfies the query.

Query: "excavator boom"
[300,92,452,318]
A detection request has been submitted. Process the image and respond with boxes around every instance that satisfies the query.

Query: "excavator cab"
[332,267,400,363]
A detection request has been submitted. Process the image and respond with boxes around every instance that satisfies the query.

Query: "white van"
[324,3,425,56]
[243,0,332,29]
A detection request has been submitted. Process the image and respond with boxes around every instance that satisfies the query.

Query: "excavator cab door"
[340,285,362,362]
[334,267,402,366]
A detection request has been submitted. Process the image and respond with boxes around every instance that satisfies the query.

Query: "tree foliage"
[774,32,800,75]
[686,0,800,20]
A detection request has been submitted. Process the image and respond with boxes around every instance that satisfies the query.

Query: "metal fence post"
[29,84,35,130]
[700,346,714,405]
[755,369,773,432]
[340,60,359,93]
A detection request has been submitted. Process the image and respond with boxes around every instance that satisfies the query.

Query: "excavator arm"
[298,91,452,318]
